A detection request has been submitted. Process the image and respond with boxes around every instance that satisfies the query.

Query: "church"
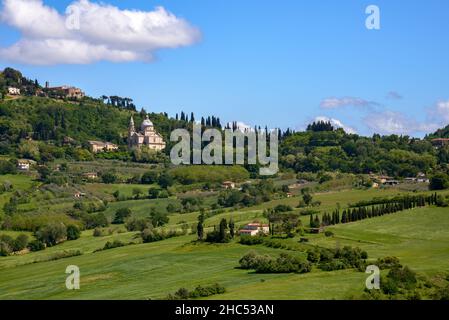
[128,115,166,151]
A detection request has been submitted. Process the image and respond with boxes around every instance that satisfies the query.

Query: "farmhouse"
[7,87,20,95]
[222,181,236,189]
[82,172,98,180]
[239,223,270,236]
[17,159,35,171]
[416,172,429,183]
[310,226,325,234]
[88,141,119,153]
[431,138,449,147]
[74,192,86,198]
[384,179,399,186]
[128,116,166,151]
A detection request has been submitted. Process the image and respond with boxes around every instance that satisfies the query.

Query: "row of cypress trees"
[310,193,439,228]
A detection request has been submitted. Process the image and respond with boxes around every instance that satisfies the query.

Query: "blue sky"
[1,0,449,137]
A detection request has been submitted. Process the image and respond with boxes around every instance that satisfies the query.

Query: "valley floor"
[0,199,448,300]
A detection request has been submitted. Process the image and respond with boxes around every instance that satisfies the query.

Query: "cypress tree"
[229,218,235,238]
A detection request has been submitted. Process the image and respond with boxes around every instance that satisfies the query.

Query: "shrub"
[35,223,67,247]
[13,234,29,251]
[66,225,81,240]
[429,173,449,190]
[28,240,45,252]
[319,259,347,271]
[101,172,118,184]
[166,284,226,300]
[435,195,449,207]
[239,252,311,274]
[239,235,266,245]
[113,208,132,224]
[299,209,320,216]
[125,217,150,232]
[81,212,109,229]
[102,240,126,251]
[0,160,17,174]
[149,210,169,227]
[324,230,334,237]
[141,228,182,243]
[47,250,82,261]
[273,204,293,213]
[141,171,159,184]
[148,187,160,199]
[306,249,321,263]
[93,228,103,237]
[0,241,12,256]
[432,285,449,300]
[386,266,417,290]
[376,256,402,269]
[310,246,368,271]
[205,230,230,243]
[189,283,226,298]
[239,251,261,269]
[166,203,180,213]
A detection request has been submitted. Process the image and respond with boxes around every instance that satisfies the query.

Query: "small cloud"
[314,116,357,134]
[320,96,379,109]
[428,100,449,125]
[386,91,403,100]
[226,121,254,132]
[0,0,201,65]
[363,111,428,135]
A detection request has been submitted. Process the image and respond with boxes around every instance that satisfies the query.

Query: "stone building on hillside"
[128,115,166,151]
[88,141,119,153]
[45,82,85,99]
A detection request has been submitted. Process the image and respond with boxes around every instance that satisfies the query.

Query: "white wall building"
[8,87,21,95]
[239,223,270,236]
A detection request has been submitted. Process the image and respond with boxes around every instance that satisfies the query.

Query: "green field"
[1,185,448,299]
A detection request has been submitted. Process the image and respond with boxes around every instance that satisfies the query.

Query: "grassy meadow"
[1,181,448,300]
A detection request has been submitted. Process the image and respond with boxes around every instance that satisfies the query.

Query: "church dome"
[141,115,153,130]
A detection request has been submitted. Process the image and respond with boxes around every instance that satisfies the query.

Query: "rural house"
[431,138,449,148]
[17,159,35,171]
[239,223,270,236]
[222,181,236,189]
[82,172,98,180]
[7,87,20,95]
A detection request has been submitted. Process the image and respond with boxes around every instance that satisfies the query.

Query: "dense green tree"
[229,218,235,238]
[141,171,159,184]
[35,223,67,247]
[101,172,118,184]
[113,208,132,224]
[429,173,449,190]
[197,212,205,241]
[149,209,169,227]
[66,225,81,240]
[148,187,161,199]
[158,172,174,189]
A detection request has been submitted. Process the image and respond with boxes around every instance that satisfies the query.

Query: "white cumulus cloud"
[428,100,449,125]
[320,96,378,109]
[363,111,430,135]
[0,0,201,65]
